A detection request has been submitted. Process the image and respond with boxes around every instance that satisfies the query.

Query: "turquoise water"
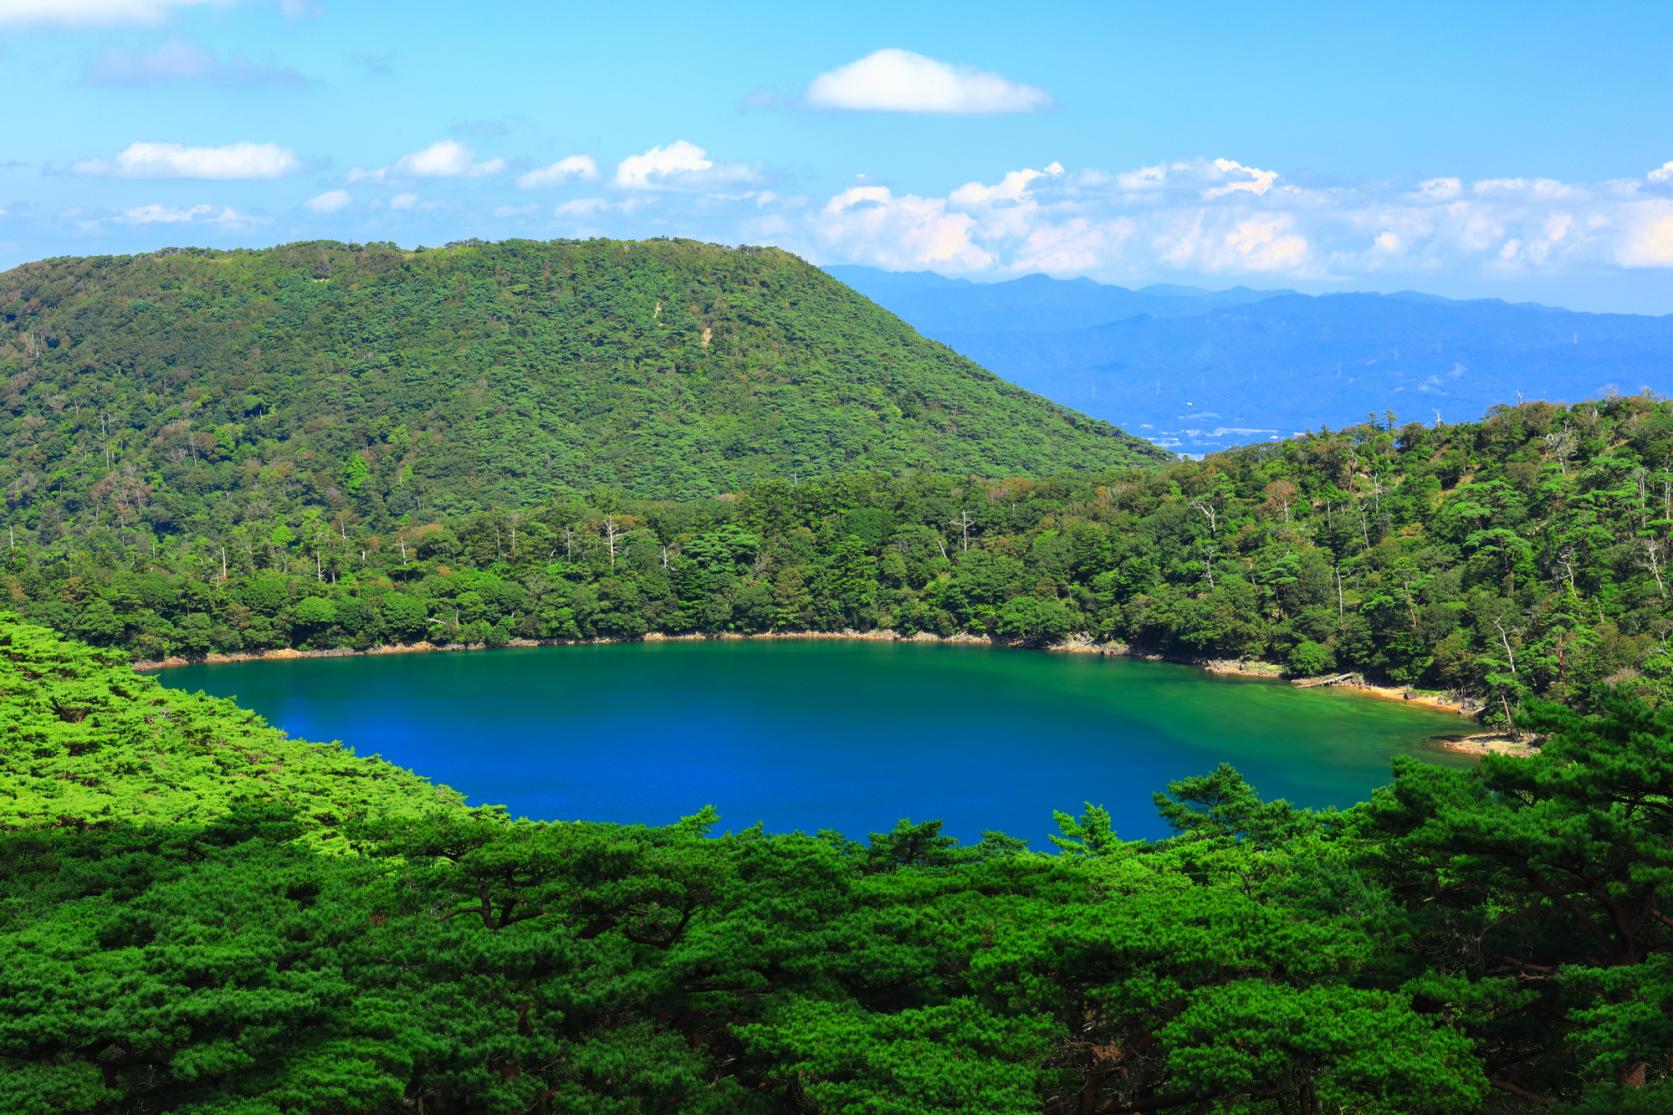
[159,639,1471,844]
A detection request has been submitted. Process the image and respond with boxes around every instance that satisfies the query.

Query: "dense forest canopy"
[0,237,1160,535]
[2,614,1670,1112]
[8,396,1671,720]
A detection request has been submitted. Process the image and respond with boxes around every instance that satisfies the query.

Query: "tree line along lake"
[158,639,1473,845]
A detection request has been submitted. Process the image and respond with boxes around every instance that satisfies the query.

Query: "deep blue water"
[160,639,1471,845]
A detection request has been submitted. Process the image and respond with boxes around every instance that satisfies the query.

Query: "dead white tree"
[602,515,626,569]
[1541,423,1577,476]
[1189,498,1219,535]
[1641,535,1668,598]
[1490,616,1520,677]
[953,510,974,553]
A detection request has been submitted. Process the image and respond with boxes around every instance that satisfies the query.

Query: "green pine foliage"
[0,615,463,836]
[3,615,1670,1110]
[0,237,1160,532]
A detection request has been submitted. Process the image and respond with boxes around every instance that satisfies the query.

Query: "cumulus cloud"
[801,154,1673,282]
[1151,210,1311,273]
[1011,217,1136,274]
[949,162,1063,207]
[1201,158,1279,200]
[1411,177,1463,201]
[0,0,221,27]
[73,140,300,179]
[817,185,991,271]
[116,202,261,227]
[1472,177,1581,201]
[555,197,609,217]
[84,38,306,86]
[305,189,350,213]
[349,140,505,183]
[1618,201,1673,268]
[1649,161,1673,185]
[614,140,753,190]
[517,155,598,189]
[806,48,1051,114]
[389,192,419,210]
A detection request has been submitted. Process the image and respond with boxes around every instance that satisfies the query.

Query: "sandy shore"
[132,628,1487,726]
[1433,732,1539,756]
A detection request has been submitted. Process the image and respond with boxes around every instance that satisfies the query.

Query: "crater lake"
[158,639,1473,845]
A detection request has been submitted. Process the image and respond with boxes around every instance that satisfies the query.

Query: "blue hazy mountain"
[825,265,1288,334]
[827,267,1673,454]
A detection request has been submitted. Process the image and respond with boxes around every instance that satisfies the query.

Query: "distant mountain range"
[827,266,1673,454]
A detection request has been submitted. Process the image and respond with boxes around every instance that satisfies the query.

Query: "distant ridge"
[828,265,1673,452]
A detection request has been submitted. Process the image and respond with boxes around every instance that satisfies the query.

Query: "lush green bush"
[1287,638,1337,677]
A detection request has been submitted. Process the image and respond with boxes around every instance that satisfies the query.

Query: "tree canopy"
[2,615,1670,1111]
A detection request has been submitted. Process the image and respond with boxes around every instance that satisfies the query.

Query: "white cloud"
[1011,217,1135,274]
[0,0,222,27]
[517,155,599,189]
[1411,177,1462,202]
[389,192,418,210]
[817,185,991,271]
[801,155,1663,283]
[305,189,350,213]
[116,202,261,227]
[1156,212,1312,273]
[349,140,505,183]
[1472,177,1581,200]
[1618,201,1673,268]
[614,140,753,190]
[948,162,1063,207]
[1114,163,1169,191]
[806,48,1051,114]
[73,140,300,179]
[1202,158,1279,200]
[84,37,305,85]
[1649,161,1673,185]
[555,197,609,217]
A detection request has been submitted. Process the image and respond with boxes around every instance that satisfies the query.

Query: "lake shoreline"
[132,628,1492,732]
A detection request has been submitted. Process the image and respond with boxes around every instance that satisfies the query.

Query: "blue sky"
[4,0,1672,311]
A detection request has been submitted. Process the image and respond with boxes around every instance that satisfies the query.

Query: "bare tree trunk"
[1492,617,1519,676]
[603,516,622,569]
[1642,537,1668,598]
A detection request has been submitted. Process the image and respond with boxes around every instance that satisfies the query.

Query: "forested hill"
[0,238,1161,535]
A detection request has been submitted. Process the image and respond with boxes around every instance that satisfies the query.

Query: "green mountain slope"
[0,238,1163,535]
